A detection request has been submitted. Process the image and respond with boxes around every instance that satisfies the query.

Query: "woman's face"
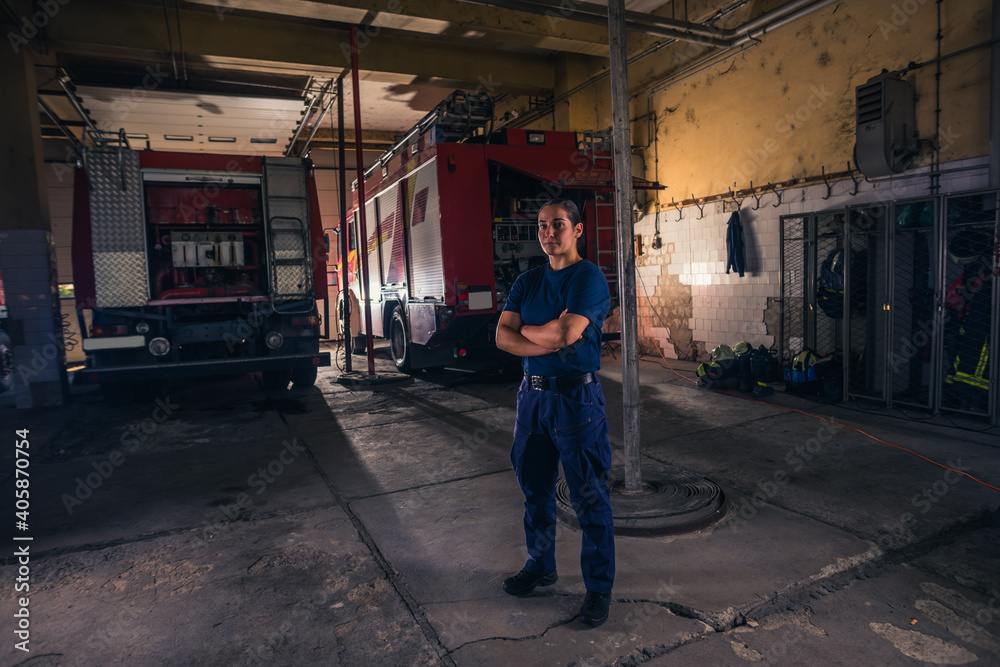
[537,204,582,258]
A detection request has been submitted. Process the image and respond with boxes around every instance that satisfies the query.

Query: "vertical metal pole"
[990,0,1000,424]
[990,0,1000,189]
[607,0,641,492]
[350,25,377,376]
[337,74,352,372]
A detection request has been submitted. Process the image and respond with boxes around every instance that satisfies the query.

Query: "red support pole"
[350,24,377,376]
[336,73,351,373]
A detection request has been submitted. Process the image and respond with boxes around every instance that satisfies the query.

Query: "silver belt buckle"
[530,375,546,391]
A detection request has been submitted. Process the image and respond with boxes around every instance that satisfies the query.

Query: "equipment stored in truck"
[72,148,330,402]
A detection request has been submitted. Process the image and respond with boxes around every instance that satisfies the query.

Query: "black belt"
[524,372,597,392]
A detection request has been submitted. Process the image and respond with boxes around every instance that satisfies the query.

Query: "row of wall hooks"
[663,161,862,220]
[821,162,862,200]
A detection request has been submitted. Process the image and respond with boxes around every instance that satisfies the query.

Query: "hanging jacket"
[726,211,746,277]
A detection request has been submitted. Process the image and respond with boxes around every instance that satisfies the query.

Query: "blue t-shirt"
[502,259,610,376]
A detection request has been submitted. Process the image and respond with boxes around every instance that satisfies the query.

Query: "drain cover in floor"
[556,462,727,536]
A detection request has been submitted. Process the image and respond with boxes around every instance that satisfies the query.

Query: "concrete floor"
[1,342,999,666]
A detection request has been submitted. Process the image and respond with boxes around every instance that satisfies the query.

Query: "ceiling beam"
[44,0,557,95]
[297,127,398,145]
[290,127,398,154]
[179,0,610,56]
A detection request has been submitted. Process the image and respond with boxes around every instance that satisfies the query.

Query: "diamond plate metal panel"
[271,226,307,256]
[93,253,149,307]
[86,148,149,306]
[263,159,308,198]
[275,264,310,299]
[269,218,311,301]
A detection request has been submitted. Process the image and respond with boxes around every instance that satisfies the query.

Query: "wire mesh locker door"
[780,215,809,364]
[813,212,845,357]
[781,213,845,363]
[845,204,889,402]
[939,192,998,419]
[888,199,937,409]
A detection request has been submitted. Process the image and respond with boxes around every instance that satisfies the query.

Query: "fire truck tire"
[261,369,291,391]
[291,366,318,387]
[0,330,12,394]
[389,307,411,373]
[351,336,367,354]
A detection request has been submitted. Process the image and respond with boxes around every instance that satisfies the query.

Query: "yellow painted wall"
[634,0,993,203]
[532,0,996,363]
[543,0,992,204]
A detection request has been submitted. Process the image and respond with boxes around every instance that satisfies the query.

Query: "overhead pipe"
[160,0,179,80]
[497,0,836,130]
[732,0,840,45]
[461,0,835,47]
[492,0,750,130]
[462,0,730,46]
[173,0,188,83]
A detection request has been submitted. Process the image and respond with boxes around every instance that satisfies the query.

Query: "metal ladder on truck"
[580,131,619,307]
[262,157,314,313]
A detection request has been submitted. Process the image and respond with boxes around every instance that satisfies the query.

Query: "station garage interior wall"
[563,0,995,362]
[37,0,997,365]
[632,155,992,360]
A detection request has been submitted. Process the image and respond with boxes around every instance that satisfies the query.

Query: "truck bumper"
[81,352,330,383]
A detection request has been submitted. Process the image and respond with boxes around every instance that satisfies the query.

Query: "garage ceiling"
[24,0,743,157]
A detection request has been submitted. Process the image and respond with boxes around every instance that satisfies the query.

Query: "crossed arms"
[495,310,590,358]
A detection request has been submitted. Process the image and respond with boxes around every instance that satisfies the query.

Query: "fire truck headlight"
[265,332,284,350]
[149,337,170,356]
[136,321,150,334]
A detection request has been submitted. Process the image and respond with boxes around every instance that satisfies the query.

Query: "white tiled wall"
[634,156,992,359]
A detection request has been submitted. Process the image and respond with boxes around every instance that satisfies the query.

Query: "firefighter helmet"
[710,344,736,370]
[948,230,992,265]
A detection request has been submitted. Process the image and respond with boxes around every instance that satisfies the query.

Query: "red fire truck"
[72,148,330,402]
[339,91,658,373]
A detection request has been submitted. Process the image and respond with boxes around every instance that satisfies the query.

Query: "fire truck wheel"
[389,307,411,373]
[291,366,318,388]
[351,336,367,354]
[0,330,12,394]
[261,369,291,391]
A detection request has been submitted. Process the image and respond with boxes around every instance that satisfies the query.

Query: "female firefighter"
[494,197,615,628]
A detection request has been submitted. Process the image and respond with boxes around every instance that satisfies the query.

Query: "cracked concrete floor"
[1,345,999,665]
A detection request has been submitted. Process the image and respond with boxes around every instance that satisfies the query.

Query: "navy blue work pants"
[510,377,615,593]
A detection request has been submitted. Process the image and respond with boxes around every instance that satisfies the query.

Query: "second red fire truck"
[339,91,658,373]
